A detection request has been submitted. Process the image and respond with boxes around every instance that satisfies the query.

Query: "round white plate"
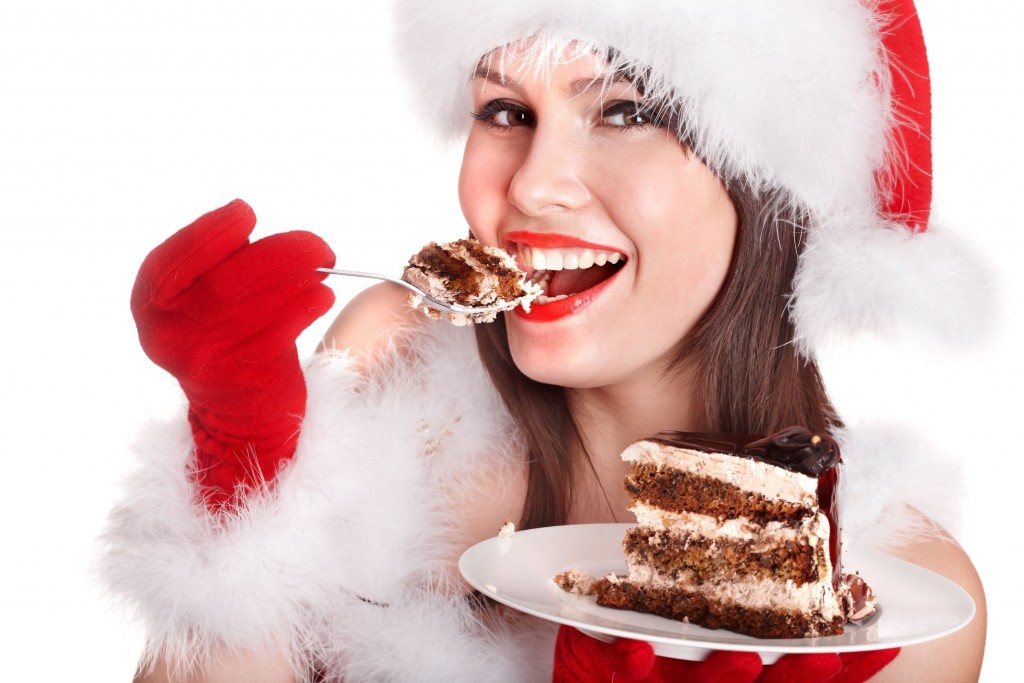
[459,523,975,663]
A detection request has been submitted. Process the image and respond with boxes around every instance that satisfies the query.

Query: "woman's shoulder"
[318,281,426,366]
[871,513,986,681]
[454,458,529,556]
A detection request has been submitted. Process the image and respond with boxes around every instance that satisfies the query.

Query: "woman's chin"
[507,341,613,390]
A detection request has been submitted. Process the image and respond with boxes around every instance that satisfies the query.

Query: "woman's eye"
[494,109,531,127]
[603,101,655,127]
[472,100,534,128]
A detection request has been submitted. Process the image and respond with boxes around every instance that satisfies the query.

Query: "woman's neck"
[568,361,705,457]
[564,360,705,523]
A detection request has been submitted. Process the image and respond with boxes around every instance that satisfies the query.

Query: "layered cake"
[402,239,541,325]
[557,427,875,639]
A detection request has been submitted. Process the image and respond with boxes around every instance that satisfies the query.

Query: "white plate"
[459,523,975,664]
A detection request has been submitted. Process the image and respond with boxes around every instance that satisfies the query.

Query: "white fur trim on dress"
[98,324,554,682]
[838,421,964,552]
[98,323,960,679]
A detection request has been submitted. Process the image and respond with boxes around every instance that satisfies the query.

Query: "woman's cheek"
[459,140,512,242]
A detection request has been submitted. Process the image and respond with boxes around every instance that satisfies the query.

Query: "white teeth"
[518,245,622,303]
[522,245,624,272]
[532,248,547,271]
[529,270,550,285]
[535,293,569,304]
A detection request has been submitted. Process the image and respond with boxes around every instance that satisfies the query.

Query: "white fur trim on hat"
[394,0,887,215]
[392,0,992,353]
[791,214,994,354]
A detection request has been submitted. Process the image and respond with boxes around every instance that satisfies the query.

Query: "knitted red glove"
[553,626,761,683]
[131,199,335,512]
[553,626,899,683]
[755,649,900,683]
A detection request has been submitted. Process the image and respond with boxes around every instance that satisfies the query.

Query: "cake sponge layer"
[626,462,813,525]
[556,429,875,639]
[624,527,825,586]
[594,577,845,639]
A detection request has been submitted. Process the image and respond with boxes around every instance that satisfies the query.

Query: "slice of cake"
[560,427,876,639]
[402,239,541,325]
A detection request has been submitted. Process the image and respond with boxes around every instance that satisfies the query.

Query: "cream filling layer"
[629,502,830,549]
[623,440,818,506]
[624,559,842,622]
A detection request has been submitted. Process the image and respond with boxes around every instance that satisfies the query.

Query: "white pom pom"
[792,214,994,355]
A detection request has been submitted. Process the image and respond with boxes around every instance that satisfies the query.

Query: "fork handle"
[316,267,466,314]
[316,267,419,294]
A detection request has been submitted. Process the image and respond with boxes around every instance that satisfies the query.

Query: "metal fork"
[316,267,507,315]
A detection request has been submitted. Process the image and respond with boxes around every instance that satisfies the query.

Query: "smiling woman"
[462,46,738,394]
[102,1,989,682]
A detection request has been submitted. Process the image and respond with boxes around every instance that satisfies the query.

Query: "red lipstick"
[504,231,621,252]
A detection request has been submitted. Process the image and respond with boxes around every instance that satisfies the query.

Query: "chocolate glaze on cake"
[649,427,840,477]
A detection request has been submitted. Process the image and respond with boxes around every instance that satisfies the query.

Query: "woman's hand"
[131,199,335,511]
[552,625,898,683]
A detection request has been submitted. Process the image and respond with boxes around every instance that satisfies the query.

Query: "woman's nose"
[507,125,591,216]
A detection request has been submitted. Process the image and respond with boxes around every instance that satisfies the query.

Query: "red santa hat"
[392,0,990,354]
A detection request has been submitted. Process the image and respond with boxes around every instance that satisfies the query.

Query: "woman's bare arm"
[133,646,297,683]
[871,514,987,682]
[318,281,422,364]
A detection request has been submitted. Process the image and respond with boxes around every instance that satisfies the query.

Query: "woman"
[107,0,987,681]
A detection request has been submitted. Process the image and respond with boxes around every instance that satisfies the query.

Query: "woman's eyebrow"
[471,66,636,100]
[472,66,524,95]
[565,75,633,99]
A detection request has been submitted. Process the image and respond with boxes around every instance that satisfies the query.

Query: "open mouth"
[519,245,627,304]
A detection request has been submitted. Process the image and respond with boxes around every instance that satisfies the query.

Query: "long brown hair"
[474,167,839,533]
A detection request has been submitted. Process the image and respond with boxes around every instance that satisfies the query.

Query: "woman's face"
[459,47,738,390]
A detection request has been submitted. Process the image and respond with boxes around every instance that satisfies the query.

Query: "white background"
[1,1,1020,680]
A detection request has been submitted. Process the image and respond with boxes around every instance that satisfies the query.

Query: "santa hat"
[392,0,990,355]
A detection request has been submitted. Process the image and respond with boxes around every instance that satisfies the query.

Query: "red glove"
[553,625,899,683]
[756,649,900,683]
[131,199,335,512]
